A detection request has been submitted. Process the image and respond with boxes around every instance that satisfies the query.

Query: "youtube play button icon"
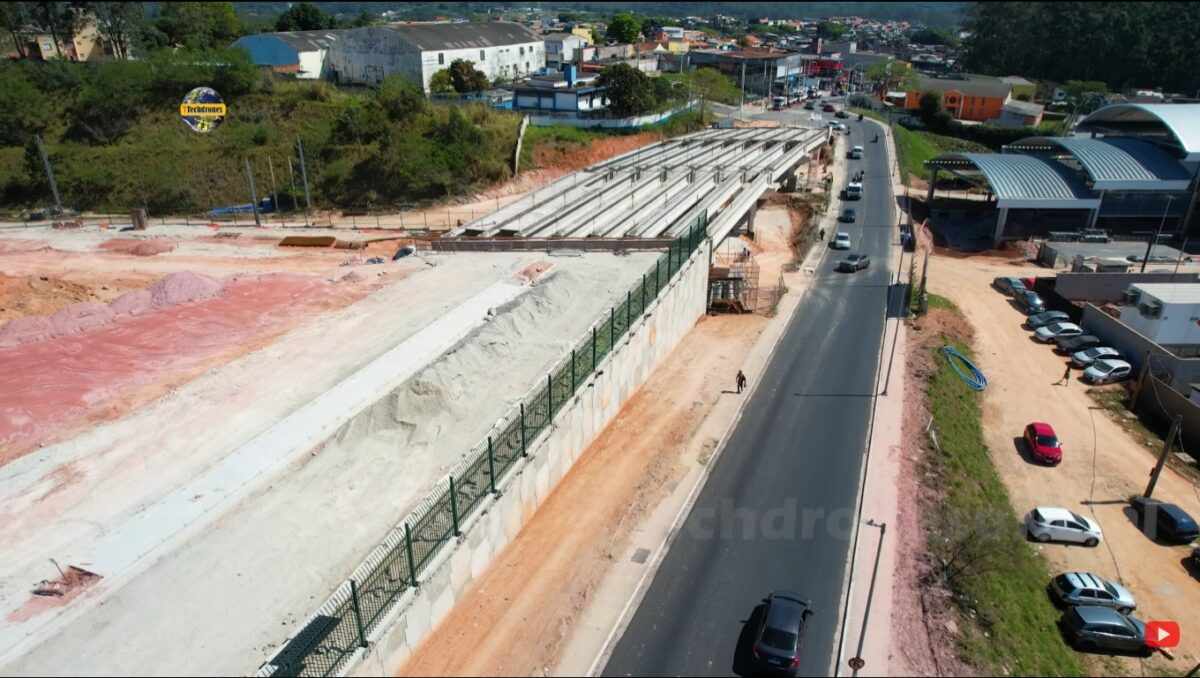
[1146,620,1180,648]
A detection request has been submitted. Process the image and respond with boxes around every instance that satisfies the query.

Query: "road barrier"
[257,217,708,677]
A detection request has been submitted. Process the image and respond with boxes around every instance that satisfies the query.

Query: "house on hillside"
[513,64,608,115]
[543,32,587,67]
[231,30,342,79]
[895,73,1013,123]
[327,22,545,91]
[996,99,1045,128]
[14,13,110,61]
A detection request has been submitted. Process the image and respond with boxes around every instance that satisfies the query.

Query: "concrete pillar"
[1088,190,1104,228]
[994,207,1009,245]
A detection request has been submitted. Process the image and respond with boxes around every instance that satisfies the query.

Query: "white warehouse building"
[1120,283,1200,346]
[327,22,545,91]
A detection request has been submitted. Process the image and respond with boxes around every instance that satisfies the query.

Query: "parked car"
[1056,334,1102,353]
[1129,496,1200,544]
[1025,506,1103,546]
[993,276,1027,296]
[1050,572,1137,613]
[1026,310,1070,329]
[839,208,856,223]
[1035,322,1083,342]
[1083,358,1133,384]
[822,103,835,112]
[1080,229,1111,243]
[1016,290,1046,314]
[1023,422,1063,465]
[837,254,871,272]
[750,591,813,676]
[1059,606,1147,655]
[1072,347,1120,368]
[1020,276,1037,290]
[831,232,851,250]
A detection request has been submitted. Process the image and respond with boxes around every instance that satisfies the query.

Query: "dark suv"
[1130,496,1200,543]
[751,592,813,676]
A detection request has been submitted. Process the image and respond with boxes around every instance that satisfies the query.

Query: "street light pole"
[1141,194,1175,272]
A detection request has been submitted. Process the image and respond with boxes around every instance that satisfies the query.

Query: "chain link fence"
[257,216,708,677]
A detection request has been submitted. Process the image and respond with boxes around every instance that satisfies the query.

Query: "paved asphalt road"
[603,118,897,677]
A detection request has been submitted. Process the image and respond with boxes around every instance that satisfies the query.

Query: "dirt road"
[927,253,1200,671]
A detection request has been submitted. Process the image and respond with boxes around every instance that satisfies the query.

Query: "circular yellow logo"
[179,87,227,133]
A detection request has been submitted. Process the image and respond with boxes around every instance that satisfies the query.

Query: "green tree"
[607,12,641,44]
[0,3,32,59]
[598,63,654,117]
[28,1,81,59]
[0,64,51,144]
[275,2,334,32]
[448,58,488,93]
[350,10,375,28]
[429,68,454,94]
[817,21,847,39]
[156,2,241,49]
[92,2,144,60]
[377,75,426,120]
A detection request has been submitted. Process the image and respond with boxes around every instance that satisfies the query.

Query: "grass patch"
[851,108,990,186]
[923,294,1084,676]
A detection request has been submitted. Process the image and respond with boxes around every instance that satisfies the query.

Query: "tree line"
[961,2,1200,95]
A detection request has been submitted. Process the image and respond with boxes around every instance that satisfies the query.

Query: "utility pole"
[1144,415,1182,498]
[287,156,298,210]
[244,157,262,227]
[739,61,747,113]
[267,156,278,216]
[297,137,312,227]
[34,134,62,214]
[1141,195,1174,272]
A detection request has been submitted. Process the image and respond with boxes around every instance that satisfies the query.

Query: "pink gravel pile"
[48,302,115,336]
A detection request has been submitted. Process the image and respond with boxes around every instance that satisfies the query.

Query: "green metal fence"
[260,217,707,678]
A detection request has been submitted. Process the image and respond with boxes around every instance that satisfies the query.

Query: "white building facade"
[327,22,545,91]
[1120,283,1200,346]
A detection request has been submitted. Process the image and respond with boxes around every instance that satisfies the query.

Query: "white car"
[1034,322,1083,342]
[1026,506,1103,546]
[1072,346,1120,368]
[831,232,851,250]
[1083,358,1133,384]
[849,145,864,159]
[845,181,863,200]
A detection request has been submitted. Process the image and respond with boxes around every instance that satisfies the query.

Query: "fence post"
[449,477,461,537]
[656,257,662,295]
[487,436,497,495]
[626,290,632,329]
[571,348,577,393]
[350,580,368,648]
[592,327,597,371]
[668,242,675,278]
[404,524,417,587]
[520,403,528,457]
[610,307,615,351]
[547,373,554,416]
[642,273,647,312]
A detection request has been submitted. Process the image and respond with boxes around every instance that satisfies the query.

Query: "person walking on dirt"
[1057,362,1072,386]
[736,370,747,394]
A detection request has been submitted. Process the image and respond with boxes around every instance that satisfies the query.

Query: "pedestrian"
[736,370,747,394]
[1058,362,1072,386]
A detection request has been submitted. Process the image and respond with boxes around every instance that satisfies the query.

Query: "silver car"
[1072,347,1120,368]
[1025,506,1103,546]
[1034,322,1083,343]
[1083,358,1132,384]
[1050,572,1136,613]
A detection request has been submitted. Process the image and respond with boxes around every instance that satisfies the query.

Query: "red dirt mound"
[99,238,176,256]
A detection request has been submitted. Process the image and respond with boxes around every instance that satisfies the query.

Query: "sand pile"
[99,238,177,256]
[0,272,224,347]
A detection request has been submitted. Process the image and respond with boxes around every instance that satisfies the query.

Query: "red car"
[1024,422,1063,465]
[1021,276,1037,290]
[822,103,835,112]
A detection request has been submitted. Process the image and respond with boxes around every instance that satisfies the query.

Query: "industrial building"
[924,103,1200,246]
[326,22,545,90]
[231,30,342,79]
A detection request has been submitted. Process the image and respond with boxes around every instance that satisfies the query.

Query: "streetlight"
[1141,194,1175,273]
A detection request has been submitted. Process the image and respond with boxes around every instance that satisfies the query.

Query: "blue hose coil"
[941,345,987,391]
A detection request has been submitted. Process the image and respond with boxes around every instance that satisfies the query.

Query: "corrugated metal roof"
[932,153,1098,207]
[385,21,540,51]
[1077,103,1200,158]
[267,30,343,52]
[915,73,1011,99]
[1053,137,1190,185]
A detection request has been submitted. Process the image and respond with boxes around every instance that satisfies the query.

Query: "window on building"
[438,52,444,65]
[520,46,525,56]
[525,61,530,72]
[480,49,486,62]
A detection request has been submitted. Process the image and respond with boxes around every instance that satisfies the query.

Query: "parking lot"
[928,253,1200,671]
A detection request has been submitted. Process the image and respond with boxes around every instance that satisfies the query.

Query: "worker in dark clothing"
[1057,362,1072,386]
[736,370,748,394]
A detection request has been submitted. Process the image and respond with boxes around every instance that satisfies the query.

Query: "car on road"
[803,101,815,110]
[849,145,864,159]
[844,182,863,200]
[750,591,812,676]
[1025,506,1103,545]
[1016,290,1046,314]
[1072,346,1120,368]
[993,276,1027,296]
[836,254,871,272]
[1059,606,1148,655]
[1056,334,1102,353]
[831,232,851,250]
[1023,422,1063,465]
[839,208,856,223]
[1035,322,1083,342]
[835,109,849,119]
[1129,496,1200,544]
[1050,572,1137,613]
[1083,358,1132,384]
[822,103,835,112]
[1026,310,1070,329]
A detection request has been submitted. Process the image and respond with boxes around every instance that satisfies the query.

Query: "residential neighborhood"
[2,3,1200,678]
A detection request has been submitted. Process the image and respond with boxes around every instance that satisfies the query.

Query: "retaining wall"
[1055,272,1199,303]
[1080,303,1200,386]
[347,238,711,676]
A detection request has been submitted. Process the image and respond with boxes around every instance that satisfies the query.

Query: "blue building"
[231,30,343,79]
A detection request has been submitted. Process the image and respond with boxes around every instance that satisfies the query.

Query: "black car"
[839,208,856,223]
[1059,606,1149,655]
[835,109,849,119]
[1055,334,1101,353]
[803,101,815,110]
[992,276,1026,296]
[1016,290,1045,315]
[751,592,812,676]
[837,254,871,272]
[1130,496,1200,543]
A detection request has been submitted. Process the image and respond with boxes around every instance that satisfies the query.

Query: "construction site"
[0,125,829,676]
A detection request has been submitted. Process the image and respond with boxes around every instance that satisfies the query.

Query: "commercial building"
[513,65,607,115]
[924,103,1200,245]
[232,30,341,79]
[895,73,1013,123]
[327,22,544,90]
[1119,283,1200,346]
[543,32,587,67]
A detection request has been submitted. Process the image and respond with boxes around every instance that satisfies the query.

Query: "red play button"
[1146,620,1180,648]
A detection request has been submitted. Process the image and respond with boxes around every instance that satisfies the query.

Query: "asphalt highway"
[603,117,897,677]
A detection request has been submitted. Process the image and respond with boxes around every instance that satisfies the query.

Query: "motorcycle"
[858,113,864,122]
[873,134,879,143]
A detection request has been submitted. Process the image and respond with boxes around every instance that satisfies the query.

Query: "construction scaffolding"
[708,239,760,314]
